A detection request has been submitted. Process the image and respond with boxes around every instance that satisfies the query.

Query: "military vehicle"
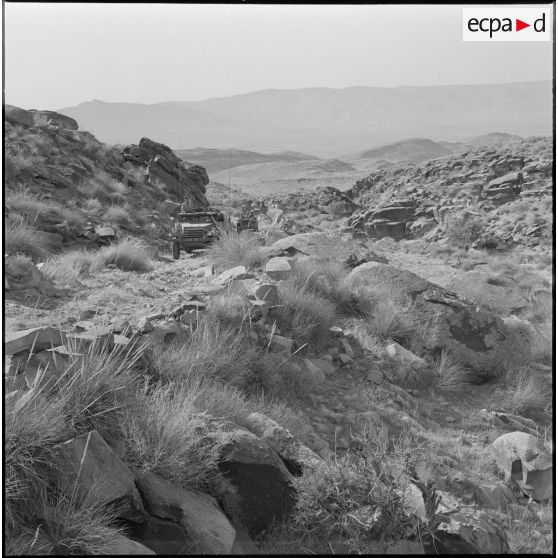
[170,209,225,259]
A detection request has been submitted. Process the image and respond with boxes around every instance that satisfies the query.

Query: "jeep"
[170,209,225,259]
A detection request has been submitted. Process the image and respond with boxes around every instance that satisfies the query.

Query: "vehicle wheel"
[172,241,180,260]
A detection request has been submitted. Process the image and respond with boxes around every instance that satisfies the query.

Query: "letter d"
[534,13,545,32]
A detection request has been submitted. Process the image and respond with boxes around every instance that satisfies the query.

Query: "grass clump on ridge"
[5,218,47,260]
[42,249,95,285]
[207,229,264,271]
[90,238,153,272]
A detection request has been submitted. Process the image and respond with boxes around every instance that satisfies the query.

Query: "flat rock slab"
[55,430,144,522]
[5,326,65,355]
[135,471,236,554]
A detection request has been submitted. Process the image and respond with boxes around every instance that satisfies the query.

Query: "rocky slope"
[4,105,210,254]
[344,136,553,251]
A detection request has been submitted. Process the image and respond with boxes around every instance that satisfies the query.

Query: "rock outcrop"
[348,262,515,380]
[122,137,209,206]
[492,431,553,501]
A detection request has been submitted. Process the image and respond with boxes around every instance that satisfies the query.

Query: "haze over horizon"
[5,3,553,110]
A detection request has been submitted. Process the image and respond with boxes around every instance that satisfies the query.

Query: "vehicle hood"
[180,223,213,230]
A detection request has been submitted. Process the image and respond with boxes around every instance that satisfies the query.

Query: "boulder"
[64,326,115,353]
[347,262,515,380]
[5,326,65,356]
[28,110,78,130]
[122,138,209,206]
[137,317,154,333]
[426,507,510,554]
[444,271,530,315]
[108,537,156,555]
[216,265,254,285]
[264,257,292,280]
[253,283,279,306]
[492,431,552,501]
[54,431,144,522]
[5,104,34,128]
[245,412,323,474]
[385,342,427,368]
[267,334,293,354]
[135,471,236,554]
[205,425,296,535]
[127,513,193,555]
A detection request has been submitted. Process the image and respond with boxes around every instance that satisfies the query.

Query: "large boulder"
[444,271,530,316]
[135,471,236,554]
[5,326,65,355]
[425,507,510,554]
[347,262,515,380]
[122,138,209,206]
[5,105,34,128]
[205,423,296,535]
[244,412,323,474]
[492,431,552,501]
[54,430,144,522]
[28,110,78,130]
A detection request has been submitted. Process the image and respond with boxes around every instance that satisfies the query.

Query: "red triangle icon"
[516,19,530,31]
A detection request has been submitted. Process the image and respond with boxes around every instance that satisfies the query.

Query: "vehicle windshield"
[179,213,218,224]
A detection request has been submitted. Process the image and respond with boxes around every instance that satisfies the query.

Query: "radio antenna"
[228,149,232,223]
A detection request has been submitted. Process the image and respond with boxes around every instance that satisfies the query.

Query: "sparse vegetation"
[90,238,153,272]
[434,349,470,393]
[5,218,47,260]
[445,212,484,250]
[103,205,132,229]
[121,381,222,490]
[42,249,94,285]
[207,229,264,271]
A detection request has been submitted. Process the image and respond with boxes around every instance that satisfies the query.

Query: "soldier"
[181,194,194,213]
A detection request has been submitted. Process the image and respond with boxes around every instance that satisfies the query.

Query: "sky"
[4,3,554,110]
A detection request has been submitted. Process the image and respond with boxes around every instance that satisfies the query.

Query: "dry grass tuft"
[121,380,222,490]
[207,229,264,271]
[275,279,336,351]
[5,218,48,260]
[434,349,471,393]
[42,249,94,285]
[90,238,153,272]
[103,206,131,228]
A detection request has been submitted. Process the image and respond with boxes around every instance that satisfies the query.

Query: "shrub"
[207,230,263,271]
[288,259,361,316]
[434,349,470,393]
[153,316,258,388]
[285,456,416,553]
[5,254,37,284]
[51,341,142,438]
[445,212,484,250]
[276,279,336,351]
[4,219,47,260]
[103,206,131,229]
[365,298,414,344]
[121,381,222,490]
[90,238,153,272]
[205,294,252,328]
[42,249,95,285]
[82,198,103,214]
[499,368,551,416]
[5,390,67,531]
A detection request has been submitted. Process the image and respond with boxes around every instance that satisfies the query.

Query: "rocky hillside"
[5,225,553,554]
[344,136,552,251]
[4,105,210,256]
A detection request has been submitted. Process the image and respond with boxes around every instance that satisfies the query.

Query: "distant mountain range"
[59,81,552,156]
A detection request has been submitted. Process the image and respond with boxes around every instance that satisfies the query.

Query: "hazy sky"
[5,3,554,110]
